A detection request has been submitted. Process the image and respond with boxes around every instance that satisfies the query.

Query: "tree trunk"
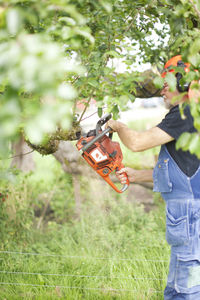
[53,141,95,216]
[10,136,35,172]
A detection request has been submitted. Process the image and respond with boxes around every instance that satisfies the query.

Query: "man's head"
[161,55,190,109]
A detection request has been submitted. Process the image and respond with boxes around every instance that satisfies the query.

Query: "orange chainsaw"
[76,113,129,193]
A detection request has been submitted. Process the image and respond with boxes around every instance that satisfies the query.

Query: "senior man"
[107,55,200,300]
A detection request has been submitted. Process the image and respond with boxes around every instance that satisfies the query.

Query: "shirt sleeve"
[156,105,195,140]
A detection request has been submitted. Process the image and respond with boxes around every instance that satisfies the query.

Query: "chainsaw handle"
[103,171,129,193]
[121,183,129,192]
[116,166,129,192]
[97,165,129,193]
[119,172,129,192]
[82,127,112,152]
[96,113,112,136]
[82,114,113,152]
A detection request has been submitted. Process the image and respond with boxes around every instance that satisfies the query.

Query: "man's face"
[161,82,180,109]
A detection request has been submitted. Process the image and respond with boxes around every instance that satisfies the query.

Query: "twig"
[122,18,134,35]
[77,92,95,124]
[80,107,106,122]
[0,150,35,161]
[72,98,78,117]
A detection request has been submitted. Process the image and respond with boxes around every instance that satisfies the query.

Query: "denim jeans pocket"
[175,255,200,294]
[166,209,189,246]
[153,159,172,193]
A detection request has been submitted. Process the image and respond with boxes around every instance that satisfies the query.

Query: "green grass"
[0,118,170,299]
[0,196,169,299]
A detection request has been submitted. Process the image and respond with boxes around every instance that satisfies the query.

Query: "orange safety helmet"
[161,55,191,93]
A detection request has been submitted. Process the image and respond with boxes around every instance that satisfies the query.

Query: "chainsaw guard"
[104,174,129,194]
[97,168,129,193]
[121,184,129,193]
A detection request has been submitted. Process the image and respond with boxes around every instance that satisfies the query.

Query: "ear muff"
[176,60,190,93]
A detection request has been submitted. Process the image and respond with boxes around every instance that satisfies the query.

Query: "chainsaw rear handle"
[101,166,129,193]
[82,126,112,152]
[116,165,129,193]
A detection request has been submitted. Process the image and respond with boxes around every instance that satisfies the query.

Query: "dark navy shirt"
[156,105,200,177]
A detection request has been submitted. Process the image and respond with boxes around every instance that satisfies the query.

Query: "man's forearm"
[107,120,174,151]
[117,125,141,152]
[134,169,153,182]
[107,121,141,151]
[117,167,153,183]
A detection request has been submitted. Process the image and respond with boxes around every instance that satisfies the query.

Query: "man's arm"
[106,120,174,151]
[116,168,153,183]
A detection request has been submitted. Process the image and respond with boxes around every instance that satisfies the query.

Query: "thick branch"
[134,69,162,98]
[26,124,82,155]
[25,70,161,156]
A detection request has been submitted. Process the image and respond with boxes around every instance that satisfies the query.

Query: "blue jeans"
[153,146,200,299]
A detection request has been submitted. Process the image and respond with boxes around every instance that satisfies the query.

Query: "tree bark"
[134,69,161,98]
[53,141,98,216]
[10,136,35,172]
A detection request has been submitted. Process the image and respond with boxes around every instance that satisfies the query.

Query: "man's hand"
[116,167,153,183]
[106,120,126,132]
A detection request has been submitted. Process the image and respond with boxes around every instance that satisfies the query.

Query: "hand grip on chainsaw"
[116,165,129,192]
[99,165,129,194]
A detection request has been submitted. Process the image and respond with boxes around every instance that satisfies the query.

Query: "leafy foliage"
[1,0,200,157]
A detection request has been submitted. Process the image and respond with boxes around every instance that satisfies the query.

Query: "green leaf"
[188,53,200,68]
[176,132,191,151]
[59,17,76,26]
[105,50,121,58]
[64,5,86,25]
[100,1,112,13]
[153,76,164,89]
[111,105,119,120]
[194,117,200,131]
[190,38,200,54]
[189,134,200,154]
[98,107,103,117]
[119,95,129,105]
[165,72,177,91]
[74,28,95,44]
[88,79,99,88]
[128,94,135,102]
